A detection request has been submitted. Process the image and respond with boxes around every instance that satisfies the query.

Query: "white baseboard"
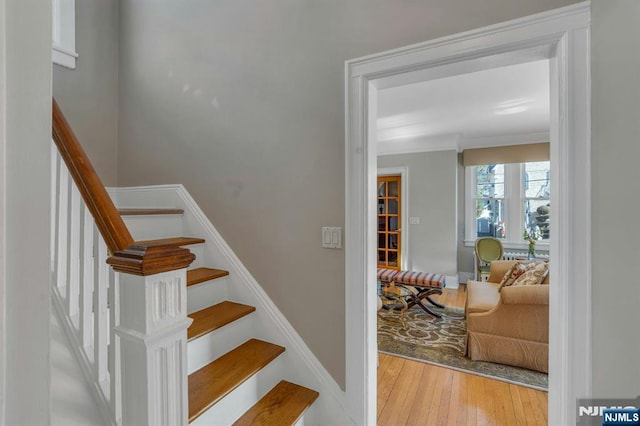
[445,275,459,290]
[458,271,475,285]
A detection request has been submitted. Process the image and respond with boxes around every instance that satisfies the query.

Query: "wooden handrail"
[52,98,195,276]
[52,98,134,254]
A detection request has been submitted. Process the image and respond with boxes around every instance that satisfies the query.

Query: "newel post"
[108,242,196,426]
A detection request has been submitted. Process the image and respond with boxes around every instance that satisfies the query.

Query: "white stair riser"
[190,355,284,426]
[122,215,183,240]
[107,186,179,208]
[187,314,255,374]
[187,277,229,314]
[187,245,206,269]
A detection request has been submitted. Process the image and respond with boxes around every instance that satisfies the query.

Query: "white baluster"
[94,236,109,392]
[50,145,59,278]
[108,269,122,424]
[56,159,69,293]
[67,184,82,320]
[80,206,95,352]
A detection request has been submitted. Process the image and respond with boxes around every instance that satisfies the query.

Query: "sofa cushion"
[499,261,548,290]
[487,260,517,284]
[498,262,522,288]
[513,261,549,286]
[466,280,500,315]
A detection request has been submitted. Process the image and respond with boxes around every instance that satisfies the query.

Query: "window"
[465,161,550,249]
[52,0,77,69]
[524,161,550,240]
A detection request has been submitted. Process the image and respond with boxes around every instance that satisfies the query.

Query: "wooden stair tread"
[187,267,229,287]
[233,380,319,426]
[188,301,255,341]
[118,208,184,215]
[133,236,205,247]
[188,339,286,422]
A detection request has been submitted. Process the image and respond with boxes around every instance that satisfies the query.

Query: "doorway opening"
[345,4,591,425]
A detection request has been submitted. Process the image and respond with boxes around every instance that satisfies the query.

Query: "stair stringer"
[108,185,351,426]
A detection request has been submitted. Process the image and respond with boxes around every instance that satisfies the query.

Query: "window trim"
[52,0,77,69]
[464,162,550,251]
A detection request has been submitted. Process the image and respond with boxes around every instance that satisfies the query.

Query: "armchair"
[465,260,549,373]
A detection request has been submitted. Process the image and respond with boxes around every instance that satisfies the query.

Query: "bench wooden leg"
[406,288,445,318]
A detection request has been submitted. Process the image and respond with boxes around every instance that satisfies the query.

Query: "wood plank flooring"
[378,286,548,426]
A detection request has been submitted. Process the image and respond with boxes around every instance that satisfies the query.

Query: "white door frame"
[344,3,591,425]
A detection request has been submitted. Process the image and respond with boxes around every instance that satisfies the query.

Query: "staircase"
[117,208,318,425]
[49,99,342,425]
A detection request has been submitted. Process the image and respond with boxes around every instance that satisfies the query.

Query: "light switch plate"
[322,227,342,249]
[409,217,420,225]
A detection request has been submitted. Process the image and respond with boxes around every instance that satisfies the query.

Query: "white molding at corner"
[52,44,77,70]
[445,275,459,290]
[345,3,591,425]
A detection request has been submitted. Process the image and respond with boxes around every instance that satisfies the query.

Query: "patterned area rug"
[377,304,548,390]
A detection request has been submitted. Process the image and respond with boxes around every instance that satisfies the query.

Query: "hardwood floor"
[377,286,548,426]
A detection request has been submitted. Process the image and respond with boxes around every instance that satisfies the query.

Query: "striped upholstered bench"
[378,269,446,317]
[377,268,399,283]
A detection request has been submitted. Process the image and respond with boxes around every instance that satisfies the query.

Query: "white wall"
[53,0,119,186]
[116,0,581,387]
[2,0,52,424]
[591,0,640,397]
[378,151,457,276]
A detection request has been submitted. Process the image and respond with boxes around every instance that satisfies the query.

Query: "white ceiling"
[376,59,550,155]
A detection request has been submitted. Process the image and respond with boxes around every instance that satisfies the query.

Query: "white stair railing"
[51,144,122,425]
[51,99,196,425]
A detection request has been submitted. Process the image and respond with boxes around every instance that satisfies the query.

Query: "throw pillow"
[512,261,549,286]
[498,262,525,291]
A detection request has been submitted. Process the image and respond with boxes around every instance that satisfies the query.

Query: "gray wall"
[378,151,457,276]
[53,0,119,186]
[116,0,581,387]
[591,0,640,397]
[3,0,52,423]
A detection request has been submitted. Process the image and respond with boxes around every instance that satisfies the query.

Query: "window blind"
[462,142,549,166]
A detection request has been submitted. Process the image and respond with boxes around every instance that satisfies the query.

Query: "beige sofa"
[465,260,549,373]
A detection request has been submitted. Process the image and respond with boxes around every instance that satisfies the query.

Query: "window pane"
[388,199,398,214]
[388,233,398,249]
[377,182,386,197]
[388,251,398,267]
[388,217,398,231]
[525,161,550,240]
[378,198,385,214]
[378,233,386,249]
[525,161,550,198]
[476,199,506,239]
[388,181,398,197]
[525,200,550,240]
[476,164,505,198]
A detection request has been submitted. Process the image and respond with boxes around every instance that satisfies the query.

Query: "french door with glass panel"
[377,175,401,270]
